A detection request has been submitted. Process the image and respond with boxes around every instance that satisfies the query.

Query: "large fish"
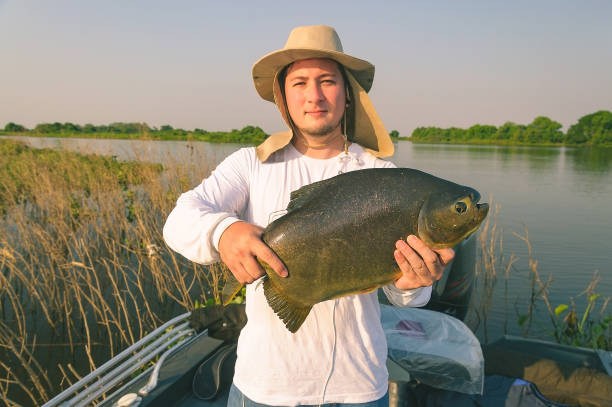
[222,168,489,333]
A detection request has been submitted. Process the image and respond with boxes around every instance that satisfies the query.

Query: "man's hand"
[393,235,454,290]
[218,221,288,284]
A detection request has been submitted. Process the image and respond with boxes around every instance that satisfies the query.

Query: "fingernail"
[281,269,288,277]
[407,235,416,243]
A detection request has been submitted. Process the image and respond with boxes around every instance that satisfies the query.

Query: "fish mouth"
[469,191,488,215]
[476,202,489,215]
[477,202,489,211]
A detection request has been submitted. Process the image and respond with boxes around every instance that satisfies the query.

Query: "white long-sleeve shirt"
[163,143,431,405]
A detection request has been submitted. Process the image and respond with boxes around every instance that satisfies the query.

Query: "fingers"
[218,221,287,284]
[230,261,261,285]
[395,240,435,286]
[435,247,455,264]
[393,235,455,290]
[252,240,288,278]
[404,235,441,267]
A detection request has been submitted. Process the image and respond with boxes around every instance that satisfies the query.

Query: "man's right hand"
[218,221,288,284]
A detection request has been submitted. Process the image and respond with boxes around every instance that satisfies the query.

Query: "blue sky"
[1,1,611,135]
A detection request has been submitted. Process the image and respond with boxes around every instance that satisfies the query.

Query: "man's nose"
[305,83,324,103]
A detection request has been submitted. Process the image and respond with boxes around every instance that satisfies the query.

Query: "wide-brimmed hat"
[252,25,394,162]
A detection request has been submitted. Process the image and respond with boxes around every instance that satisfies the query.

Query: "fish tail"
[263,279,311,333]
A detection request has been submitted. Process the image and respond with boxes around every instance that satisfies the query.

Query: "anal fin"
[263,279,311,333]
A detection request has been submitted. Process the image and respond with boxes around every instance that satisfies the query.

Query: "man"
[163,25,454,406]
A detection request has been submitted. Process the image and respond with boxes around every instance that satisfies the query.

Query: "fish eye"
[455,202,467,214]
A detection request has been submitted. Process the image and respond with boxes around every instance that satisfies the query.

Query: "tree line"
[3,110,611,146]
[1,122,270,144]
[410,110,612,146]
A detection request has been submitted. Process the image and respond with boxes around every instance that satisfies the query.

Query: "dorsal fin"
[287,177,335,212]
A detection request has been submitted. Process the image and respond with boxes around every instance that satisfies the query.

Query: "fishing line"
[320,299,338,403]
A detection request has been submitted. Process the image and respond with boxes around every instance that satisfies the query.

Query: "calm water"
[4,135,612,341]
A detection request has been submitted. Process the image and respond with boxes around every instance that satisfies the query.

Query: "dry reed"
[0,139,223,406]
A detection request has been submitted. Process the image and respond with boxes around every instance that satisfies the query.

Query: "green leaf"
[554,304,568,317]
[588,294,600,303]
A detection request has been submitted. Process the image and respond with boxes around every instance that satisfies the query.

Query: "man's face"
[284,58,346,138]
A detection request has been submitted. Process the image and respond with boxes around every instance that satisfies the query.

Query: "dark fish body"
[224,168,489,333]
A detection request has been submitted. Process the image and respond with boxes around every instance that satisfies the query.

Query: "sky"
[1,1,611,136]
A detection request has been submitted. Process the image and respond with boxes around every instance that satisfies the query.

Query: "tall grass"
[0,139,225,406]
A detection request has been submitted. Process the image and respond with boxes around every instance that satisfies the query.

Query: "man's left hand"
[393,235,455,290]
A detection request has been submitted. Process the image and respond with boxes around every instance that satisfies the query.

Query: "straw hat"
[252,25,394,162]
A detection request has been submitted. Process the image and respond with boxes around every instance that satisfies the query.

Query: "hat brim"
[252,48,374,102]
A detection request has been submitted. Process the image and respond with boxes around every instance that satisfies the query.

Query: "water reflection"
[566,146,612,173]
[395,142,562,176]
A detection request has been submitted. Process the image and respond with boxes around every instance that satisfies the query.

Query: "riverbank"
[408,110,612,147]
[0,125,269,144]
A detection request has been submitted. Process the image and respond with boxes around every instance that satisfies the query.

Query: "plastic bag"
[380,304,484,395]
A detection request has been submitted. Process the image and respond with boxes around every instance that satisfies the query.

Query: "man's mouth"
[306,110,327,117]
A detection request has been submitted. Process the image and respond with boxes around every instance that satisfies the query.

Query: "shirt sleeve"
[162,148,253,264]
[382,284,431,307]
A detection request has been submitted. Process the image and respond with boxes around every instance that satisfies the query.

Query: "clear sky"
[1,0,611,136]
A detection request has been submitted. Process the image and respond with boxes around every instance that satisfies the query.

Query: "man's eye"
[321,80,335,85]
[292,82,305,87]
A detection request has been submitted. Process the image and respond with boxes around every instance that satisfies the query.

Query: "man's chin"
[299,124,341,138]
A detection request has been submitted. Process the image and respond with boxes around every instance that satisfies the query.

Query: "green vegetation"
[3,110,611,147]
[551,292,611,350]
[0,139,161,214]
[389,129,411,141]
[1,122,269,144]
[566,110,612,145]
[410,110,612,146]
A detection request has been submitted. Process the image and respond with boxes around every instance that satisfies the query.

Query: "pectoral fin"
[221,275,244,306]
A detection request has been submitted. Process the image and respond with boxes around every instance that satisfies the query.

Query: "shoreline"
[3,132,610,148]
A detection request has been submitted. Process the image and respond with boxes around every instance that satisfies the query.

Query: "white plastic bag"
[380,305,484,395]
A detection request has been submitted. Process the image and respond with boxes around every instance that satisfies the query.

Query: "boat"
[41,313,612,407]
[481,335,612,406]
[41,312,231,407]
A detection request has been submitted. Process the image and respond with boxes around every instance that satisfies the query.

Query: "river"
[4,135,612,342]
